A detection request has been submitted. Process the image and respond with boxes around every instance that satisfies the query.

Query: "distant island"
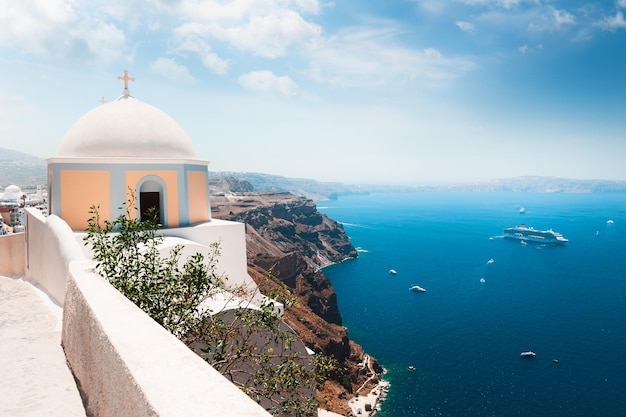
[2,147,626,197]
[209,172,626,199]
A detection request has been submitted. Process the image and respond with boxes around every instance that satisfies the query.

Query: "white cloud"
[619,0,626,9]
[413,0,447,14]
[174,33,230,75]
[293,0,321,14]
[553,8,576,27]
[96,0,147,29]
[456,21,476,32]
[459,0,523,9]
[497,0,522,9]
[597,11,626,31]
[175,9,321,59]
[238,71,300,96]
[415,0,524,13]
[423,48,442,59]
[150,57,196,83]
[526,6,578,33]
[0,0,128,63]
[176,0,315,21]
[82,22,128,63]
[222,10,321,58]
[517,43,542,54]
[302,24,474,89]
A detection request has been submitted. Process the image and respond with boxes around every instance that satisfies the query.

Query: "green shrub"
[84,195,328,416]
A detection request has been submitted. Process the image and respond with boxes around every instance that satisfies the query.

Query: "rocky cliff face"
[211,190,382,415]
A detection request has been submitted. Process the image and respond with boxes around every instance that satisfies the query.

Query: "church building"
[39,70,258,295]
[47,71,210,230]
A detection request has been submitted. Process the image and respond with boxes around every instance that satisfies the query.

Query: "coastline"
[348,379,390,416]
[346,355,389,416]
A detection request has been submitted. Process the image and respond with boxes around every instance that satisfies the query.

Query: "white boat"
[487,258,495,264]
[389,269,397,275]
[519,207,526,214]
[503,224,568,244]
[409,285,426,292]
[520,351,536,358]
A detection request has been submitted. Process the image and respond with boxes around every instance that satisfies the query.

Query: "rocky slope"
[211,189,382,415]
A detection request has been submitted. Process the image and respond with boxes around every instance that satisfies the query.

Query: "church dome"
[1,184,22,201]
[57,95,197,159]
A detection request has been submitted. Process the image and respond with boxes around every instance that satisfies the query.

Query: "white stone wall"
[165,220,252,289]
[63,260,271,417]
[24,209,86,305]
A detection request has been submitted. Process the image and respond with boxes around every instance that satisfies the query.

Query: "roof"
[57,95,196,159]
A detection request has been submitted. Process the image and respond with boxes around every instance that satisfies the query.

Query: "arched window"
[138,178,165,226]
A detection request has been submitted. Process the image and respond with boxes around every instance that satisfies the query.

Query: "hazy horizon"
[1,1,625,184]
[2,143,625,190]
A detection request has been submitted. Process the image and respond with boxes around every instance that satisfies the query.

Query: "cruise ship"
[503,224,568,244]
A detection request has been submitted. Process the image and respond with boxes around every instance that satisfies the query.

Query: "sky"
[1,0,625,185]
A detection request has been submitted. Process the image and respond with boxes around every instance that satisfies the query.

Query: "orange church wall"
[187,171,209,224]
[60,170,110,230]
[125,171,179,227]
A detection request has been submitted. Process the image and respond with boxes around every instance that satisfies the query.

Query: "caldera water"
[319,192,626,417]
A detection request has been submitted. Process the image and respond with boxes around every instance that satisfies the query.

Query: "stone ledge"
[62,259,271,417]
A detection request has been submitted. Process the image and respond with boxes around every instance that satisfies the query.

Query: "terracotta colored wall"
[60,170,110,231]
[125,171,179,227]
[187,170,209,224]
[0,233,25,276]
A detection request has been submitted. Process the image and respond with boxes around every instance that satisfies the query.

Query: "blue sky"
[1,0,625,185]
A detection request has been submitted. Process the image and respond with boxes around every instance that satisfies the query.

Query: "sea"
[318,192,626,417]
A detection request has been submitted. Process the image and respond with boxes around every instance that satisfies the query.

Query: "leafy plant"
[84,194,329,416]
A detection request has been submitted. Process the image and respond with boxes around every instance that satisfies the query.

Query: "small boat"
[409,285,426,292]
[519,207,526,214]
[479,277,486,283]
[408,365,415,371]
[520,351,536,358]
[487,258,495,264]
[389,269,397,275]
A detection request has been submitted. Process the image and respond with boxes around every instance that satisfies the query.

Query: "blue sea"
[318,192,626,417]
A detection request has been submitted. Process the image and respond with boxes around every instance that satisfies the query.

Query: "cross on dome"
[98,96,107,105]
[117,70,135,96]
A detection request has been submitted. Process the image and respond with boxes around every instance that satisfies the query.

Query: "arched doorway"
[139,179,164,226]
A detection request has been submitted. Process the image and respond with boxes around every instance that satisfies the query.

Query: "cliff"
[211,190,382,415]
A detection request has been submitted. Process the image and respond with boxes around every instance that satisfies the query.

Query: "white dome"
[57,95,197,159]
[1,185,22,201]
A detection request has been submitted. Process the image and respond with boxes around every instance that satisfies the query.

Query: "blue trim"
[47,161,209,227]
